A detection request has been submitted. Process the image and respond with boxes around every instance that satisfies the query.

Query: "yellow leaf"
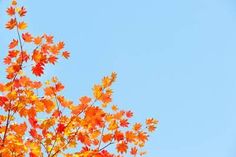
[15,7,20,12]
[18,21,27,30]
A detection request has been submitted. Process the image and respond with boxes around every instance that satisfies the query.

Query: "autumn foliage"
[0,0,158,156]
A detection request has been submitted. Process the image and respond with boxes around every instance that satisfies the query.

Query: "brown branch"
[97,125,105,150]
[99,140,114,152]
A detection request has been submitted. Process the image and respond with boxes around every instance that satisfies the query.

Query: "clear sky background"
[1,0,236,156]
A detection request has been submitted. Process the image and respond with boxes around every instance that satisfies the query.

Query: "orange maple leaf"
[33,36,42,45]
[18,21,27,30]
[8,39,18,49]
[62,51,70,59]
[22,32,33,42]
[42,99,55,113]
[102,133,113,143]
[5,18,17,30]
[57,41,65,50]
[116,141,128,154]
[48,56,58,64]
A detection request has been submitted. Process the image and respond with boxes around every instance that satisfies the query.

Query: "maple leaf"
[57,96,73,108]
[102,76,111,88]
[49,45,59,55]
[35,101,44,112]
[146,118,158,125]
[28,107,37,118]
[3,57,11,65]
[114,130,124,141]
[42,99,55,113]
[126,110,133,118]
[100,93,112,103]
[8,50,19,57]
[44,87,55,96]
[6,6,15,16]
[130,147,138,156]
[52,109,62,118]
[147,125,156,132]
[9,39,18,49]
[44,34,53,43]
[80,96,91,104]
[32,49,45,63]
[57,123,66,133]
[116,141,128,154]
[71,103,87,114]
[55,82,64,92]
[32,63,44,76]
[133,123,142,132]
[34,36,42,45]
[57,41,65,50]
[120,119,129,127]
[62,51,70,59]
[31,81,42,89]
[11,0,17,6]
[108,120,118,130]
[93,85,102,99]
[18,6,27,17]
[137,131,148,143]
[18,21,27,30]
[111,105,118,111]
[48,56,58,64]
[125,131,136,142]
[0,96,8,106]
[5,18,17,30]
[102,133,113,143]
[22,32,33,42]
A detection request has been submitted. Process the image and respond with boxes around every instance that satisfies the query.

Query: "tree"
[0,0,158,156]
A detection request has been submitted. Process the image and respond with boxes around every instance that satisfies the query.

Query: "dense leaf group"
[0,0,158,156]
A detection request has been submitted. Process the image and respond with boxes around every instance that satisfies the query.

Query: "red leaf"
[0,96,8,106]
[120,119,129,127]
[6,7,15,16]
[130,147,138,156]
[28,117,38,128]
[126,110,133,118]
[32,64,44,76]
[29,129,38,138]
[57,123,66,133]
[114,130,124,141]
[29,152,38,157]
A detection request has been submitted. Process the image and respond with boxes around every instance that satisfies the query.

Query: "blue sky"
[1,0,236,156]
